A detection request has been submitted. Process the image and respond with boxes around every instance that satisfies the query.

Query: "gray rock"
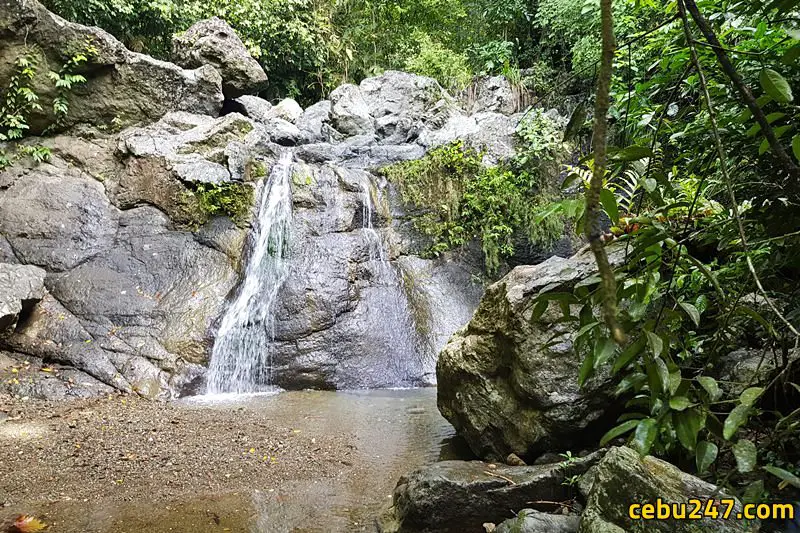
[578,447,755,533]
[0,0,223,133]
[0,264,46,332]
[234,95,274,123]
[360,71,454,124]
[496,509,580,533]
[0,142,244,398]
[467,76,521,115]
[296,100,334,143]
[437,246,626,460]
[263,118,302,146]
[718,348,799,397]
[269,98,304,124]
[113,112,266,224]
[172,17,268,99]
[417,112,520,164]
[380,452,602,533]
[0,163,119,271]
[262,162,483,390]
[330,83,374,136]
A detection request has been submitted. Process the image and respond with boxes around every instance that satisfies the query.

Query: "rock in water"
[578,447,756,532]
[437,246,625,460]
[0,0,223,133]
[379,453,602,533]
[173,17,268,99]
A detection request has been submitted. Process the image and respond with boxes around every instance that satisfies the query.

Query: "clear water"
[24,389,465,533]
[206,152,294,394]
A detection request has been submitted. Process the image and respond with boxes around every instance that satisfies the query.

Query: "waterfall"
[206,152,294,394]
[359,178,421,377]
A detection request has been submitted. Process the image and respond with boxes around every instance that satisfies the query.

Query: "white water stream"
[206,152,294,394]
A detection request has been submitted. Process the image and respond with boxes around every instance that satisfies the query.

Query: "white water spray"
[206,152,294,394]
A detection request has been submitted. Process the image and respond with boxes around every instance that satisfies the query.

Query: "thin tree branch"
[587,0,625,345]
[678,0,800,338]
[683,0,800,180]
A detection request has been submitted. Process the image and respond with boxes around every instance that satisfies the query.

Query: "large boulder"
[0,0,223,133]
[0,264,46,332]
[172,17,268,99]
[379,453,602,533]
[113,112,274,226]
[268,162,483,389]
[360,71,457,144]
[437,246,625,461]
[578,447,755,533]
[330,83,374,137]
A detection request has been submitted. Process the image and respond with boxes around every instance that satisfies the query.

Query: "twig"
[483,471,516,485]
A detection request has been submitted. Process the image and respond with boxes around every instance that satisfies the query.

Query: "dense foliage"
[41,0,545,101]
[382,110,568,274]
[528,0,800,509]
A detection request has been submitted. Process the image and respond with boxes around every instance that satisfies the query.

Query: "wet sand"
[0,389,459,533]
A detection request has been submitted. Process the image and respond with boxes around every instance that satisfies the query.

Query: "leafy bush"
[382,140,564,273]
[405,33,471,92]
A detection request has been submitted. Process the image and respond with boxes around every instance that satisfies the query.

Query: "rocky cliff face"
[0,0,531,398]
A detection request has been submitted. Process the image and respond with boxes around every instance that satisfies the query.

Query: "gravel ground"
[0,393,357,532]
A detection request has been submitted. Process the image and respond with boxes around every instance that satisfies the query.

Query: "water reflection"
[191,388,460,533]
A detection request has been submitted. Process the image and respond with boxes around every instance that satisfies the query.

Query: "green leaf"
[610,145,653,162]
[669,371,682,395]
[723,405,750,440]
[760,68,794,103]
[740,387,764,407]
[697,376,722,401]
[675,408,704,451]
[793,135,800,162]
[742,480,765,505]
[764,466,800,489]
[600,188,619,224]
[656,358,670,391]
[632,418,658,455]
[578,351,595,387]
[599,419,640,446]
[612,336,646,374]
[733,439,757,473]
[759,138,770,156]
[678,302,700,327]
[696,441,718,473]
[669,396,691,411]
[646,331,664,357]
[594,337,616,367]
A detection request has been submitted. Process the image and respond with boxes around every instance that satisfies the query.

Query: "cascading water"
[206,152,294,394]
[359,178,421,377]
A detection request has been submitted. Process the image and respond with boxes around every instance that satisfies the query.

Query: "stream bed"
[0,388,463,533]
